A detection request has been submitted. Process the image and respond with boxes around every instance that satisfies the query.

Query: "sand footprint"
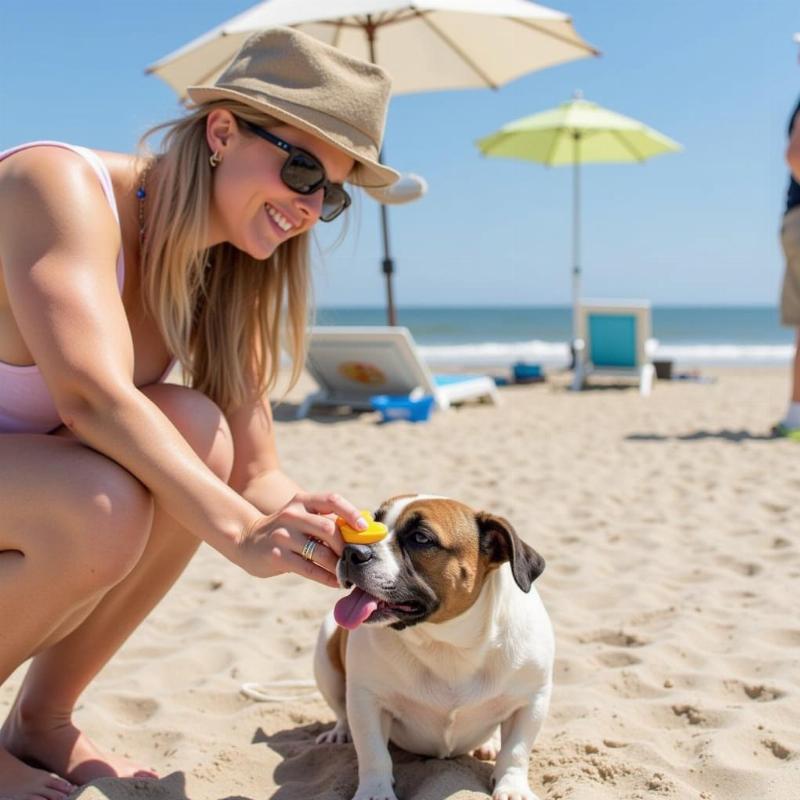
[594,650,642,668]
[98,693,160,724]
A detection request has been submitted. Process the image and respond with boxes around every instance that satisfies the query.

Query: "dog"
[313,495,554,800]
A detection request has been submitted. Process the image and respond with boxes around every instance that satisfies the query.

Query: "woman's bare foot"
[0,746,75,800]
[1,709,158,787]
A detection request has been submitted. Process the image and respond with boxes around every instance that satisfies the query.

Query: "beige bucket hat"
[187,27,400,189]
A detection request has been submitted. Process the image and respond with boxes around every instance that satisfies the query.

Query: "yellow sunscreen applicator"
[337,510,388,545]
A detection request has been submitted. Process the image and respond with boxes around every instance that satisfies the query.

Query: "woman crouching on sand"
[0,28,399,799]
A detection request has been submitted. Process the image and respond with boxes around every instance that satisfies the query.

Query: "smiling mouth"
[334,585,423,630]
[264,202,295,233]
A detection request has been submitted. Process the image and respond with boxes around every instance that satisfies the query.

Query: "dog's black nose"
[343,544,373,566]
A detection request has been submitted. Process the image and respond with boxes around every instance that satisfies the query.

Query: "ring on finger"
[301,537,320,562]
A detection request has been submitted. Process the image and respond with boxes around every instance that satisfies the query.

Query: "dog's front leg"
[347,687,397,800]
[491,687,551,800]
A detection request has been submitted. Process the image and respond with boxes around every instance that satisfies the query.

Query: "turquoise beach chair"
[297,326,499,418]
[571,300,656,396]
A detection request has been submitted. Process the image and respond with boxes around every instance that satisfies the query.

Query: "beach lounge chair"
[571,300,656,396]
[297,326,499,419]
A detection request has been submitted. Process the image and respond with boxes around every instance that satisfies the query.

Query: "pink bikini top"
[0,142,143,434]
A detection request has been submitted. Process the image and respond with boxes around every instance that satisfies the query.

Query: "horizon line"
[315,303,781,310]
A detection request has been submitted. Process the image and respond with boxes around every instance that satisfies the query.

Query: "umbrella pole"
[379,187,396,326]
[572,132,581,347]
[367,21,397,327]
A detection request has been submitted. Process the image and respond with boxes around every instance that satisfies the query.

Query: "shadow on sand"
[626,429,779,443]
[72,771,243,800]
[270,402,373,425]
[254,722,494,800]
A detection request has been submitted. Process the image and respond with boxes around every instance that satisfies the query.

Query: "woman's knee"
[58,448,155,591]
[140,384,234,481]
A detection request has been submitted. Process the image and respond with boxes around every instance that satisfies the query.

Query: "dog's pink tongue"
[334,588,379,630]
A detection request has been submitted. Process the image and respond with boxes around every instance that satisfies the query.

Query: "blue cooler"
[370,394,435,423]
[512,362,544,384]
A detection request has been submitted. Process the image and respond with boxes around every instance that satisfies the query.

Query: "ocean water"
[315,306,795,367]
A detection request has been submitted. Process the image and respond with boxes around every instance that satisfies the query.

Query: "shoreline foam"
[419,340,794,369]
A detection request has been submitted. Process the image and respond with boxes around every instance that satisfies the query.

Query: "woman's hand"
[234,492,368,587]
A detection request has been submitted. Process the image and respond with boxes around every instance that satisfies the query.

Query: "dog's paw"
[351,778,398,800]
[492,791,539,800]
[491,775,540,800]
[316,720,351,744]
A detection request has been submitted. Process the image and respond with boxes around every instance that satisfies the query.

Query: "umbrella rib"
[331,19,345,48]
[478,129,517,154]
[609,129,646,162]
[411,9,501,89]
[315,11,416,32]
[375,9,417,26]
[512,18,600,57]
[543,128,564,166]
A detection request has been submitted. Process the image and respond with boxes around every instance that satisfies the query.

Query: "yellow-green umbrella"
[476,93,681,342]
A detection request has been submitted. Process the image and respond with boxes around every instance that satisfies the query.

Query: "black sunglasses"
[242,120,351,222]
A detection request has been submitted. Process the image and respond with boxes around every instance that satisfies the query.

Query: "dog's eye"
[412,531,434,546]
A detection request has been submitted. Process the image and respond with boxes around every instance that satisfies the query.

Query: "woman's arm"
[0,149,359,581]
[227,388,301,511]
[226,376,358,581]
[0,149,261,556]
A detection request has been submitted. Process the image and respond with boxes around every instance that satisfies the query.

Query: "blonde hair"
[139,100,311,413]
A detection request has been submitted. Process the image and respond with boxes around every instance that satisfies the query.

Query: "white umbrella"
[147,0,598,323]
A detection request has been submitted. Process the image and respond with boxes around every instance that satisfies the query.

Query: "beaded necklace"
[136,159,153,247]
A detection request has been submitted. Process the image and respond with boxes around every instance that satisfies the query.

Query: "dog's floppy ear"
[477,512,545,592]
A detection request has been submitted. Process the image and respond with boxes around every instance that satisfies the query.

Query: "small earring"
[209,151,222,168]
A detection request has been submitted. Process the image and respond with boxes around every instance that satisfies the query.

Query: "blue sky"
[1,1,797,307]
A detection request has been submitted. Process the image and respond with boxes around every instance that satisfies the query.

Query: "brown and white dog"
[313,495,554,800]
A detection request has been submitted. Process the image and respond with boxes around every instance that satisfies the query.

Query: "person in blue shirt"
[776,35,800,437]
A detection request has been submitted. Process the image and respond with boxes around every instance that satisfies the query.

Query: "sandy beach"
[4,366,799,800]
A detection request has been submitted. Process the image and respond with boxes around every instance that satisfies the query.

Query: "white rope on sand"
[240,679,320,703]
